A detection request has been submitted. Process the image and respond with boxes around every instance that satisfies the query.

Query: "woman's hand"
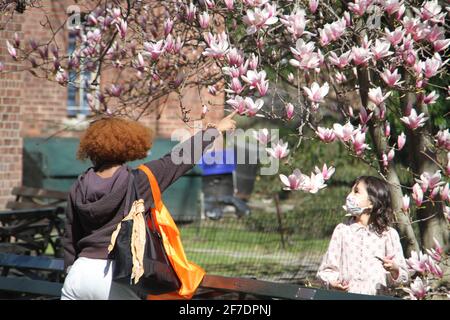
[382,255,399,279]
[215,110,238,132]
[329,280,350,292]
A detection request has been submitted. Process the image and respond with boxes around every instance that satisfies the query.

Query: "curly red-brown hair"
[77,117,153,166]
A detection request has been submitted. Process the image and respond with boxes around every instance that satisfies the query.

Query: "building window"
[67,26,99,117]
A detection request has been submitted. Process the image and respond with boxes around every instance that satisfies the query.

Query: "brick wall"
[0,1,224,209]
[0,13,25,209]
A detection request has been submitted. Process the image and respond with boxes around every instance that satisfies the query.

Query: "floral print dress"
[317,221,409,295]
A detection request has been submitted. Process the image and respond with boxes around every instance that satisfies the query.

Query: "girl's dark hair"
[352,176,394,234]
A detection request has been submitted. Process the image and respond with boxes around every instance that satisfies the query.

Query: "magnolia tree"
[1,0,449,298]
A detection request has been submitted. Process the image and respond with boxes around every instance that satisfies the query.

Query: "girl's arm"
[141,111,237,193]
[143,127,220,193]
[317,223,345,288]
[385,228,409,286]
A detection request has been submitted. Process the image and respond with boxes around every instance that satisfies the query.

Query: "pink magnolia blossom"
[434,39,450,52]
[241,70,267,89]
[133,53,146,72]
[225,77,244,95]
[447,152,450,176]
[444,206,450,223]
[400,108,428,130]
[407,250,429,274]
[303,82,329,105]
[198,12,210,29]
[402,195,410,212]
[202,32,229,58]
[204,0,215,9]
[243,0,270,6]
[243,3,278,35]
[314,163,335,180]
[384,27,405,46]
[415,170,445,192]
[289,39,322,71]
[164,35,183,54]
[426,238,443,263]
[244,97,264,116]
[384,0,405,16]
[319,18,346,46]
[426,25,444,43]
[285,103,294,120]
[343,11,351,26]
[55,67,68,85]
[280,9,310,39]
[266,139,289,159]
[351,46,372,65]
[185,2,197,22]
[382,122,390,138]
[335,71,347,84]
[309,0,319,13]
[328,50,352,69]
[348,0,371,16]
[301,172,327,194]
[286,73,294,83]
[429,186,441,200]
[387,148,395,161]
[143,40,165,60]
[107,84,123,97]
[280,169,303,190]
[256,78,269,96]
[422,91,439,106]
[248,53,259,70]
[351,130,371,155]
[403,277,428,300]
[222,66,241,78]
[359,107,373,125]
[426,256,443,278]
[13,32,20,47]
[380,68,403,87]
[398,132,406,150]
[422,53,445,79]
[371,39,392,61]
[316,127,336,143]
[224,0,234,10]
[164,18,174,36]
[382,153,389,168]
[253,128,270,145]
[368,87,391,106]
[333,122,357,142]
[226,95,246,115]
[6,40,17,60]
[208,85,217,96]
[412,183,424,206]
[414,0,446,24]
[435,130,450,150]
[439,183,449,202]
[115,18,127,39]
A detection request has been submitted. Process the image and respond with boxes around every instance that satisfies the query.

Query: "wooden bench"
[0,253,398,300]
[6,187,68,211]
[0,253,64,299]
[0,207,65,257]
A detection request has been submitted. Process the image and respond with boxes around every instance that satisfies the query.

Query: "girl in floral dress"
[317,176,409,295]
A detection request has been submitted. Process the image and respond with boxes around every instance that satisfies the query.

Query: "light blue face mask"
[342,195,372,217]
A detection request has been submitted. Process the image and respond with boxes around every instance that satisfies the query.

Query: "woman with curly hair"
[61,112,237,300]
[316,176,409,295]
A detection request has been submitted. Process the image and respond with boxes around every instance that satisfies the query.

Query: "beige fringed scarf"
[108,199,147,284]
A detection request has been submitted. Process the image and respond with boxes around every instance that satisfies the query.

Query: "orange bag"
[138,164,205,300]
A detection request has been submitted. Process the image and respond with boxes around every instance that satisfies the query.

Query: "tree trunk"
[402,92,449,251]
[356,66,419,256]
